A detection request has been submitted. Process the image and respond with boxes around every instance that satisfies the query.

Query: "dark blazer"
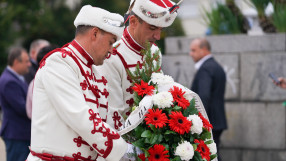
[191,57,227,130]
[24,59,38,84]
[0,67,31,140]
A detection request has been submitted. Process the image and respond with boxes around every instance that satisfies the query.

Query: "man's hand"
[277,77,286,89]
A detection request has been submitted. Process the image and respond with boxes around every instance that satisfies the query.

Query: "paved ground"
[0,121,5,161]
[0,121,6,161]
[0,137,6,161]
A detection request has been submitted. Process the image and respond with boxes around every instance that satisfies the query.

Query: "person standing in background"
[24,39,50,84]
[190,38,227,161]
[0,47,31,161]
[26,45,58,119]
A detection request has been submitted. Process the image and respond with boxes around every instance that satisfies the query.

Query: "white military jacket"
[97,28,162,131]
[27,40,127,161]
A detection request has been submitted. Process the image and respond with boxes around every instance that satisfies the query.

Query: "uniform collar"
[70,40,94,66]
[195,54,212,70]
[123,27,144,53]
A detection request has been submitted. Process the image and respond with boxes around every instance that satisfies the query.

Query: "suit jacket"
[191,57,227,130]
[0,67,31,140]
[24,59,38,84]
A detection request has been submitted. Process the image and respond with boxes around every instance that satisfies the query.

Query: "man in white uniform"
[98,0,180,131]
[27,5,128,161]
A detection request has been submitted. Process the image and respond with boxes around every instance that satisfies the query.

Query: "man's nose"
[108,46,113,54]
[153,30,161,40]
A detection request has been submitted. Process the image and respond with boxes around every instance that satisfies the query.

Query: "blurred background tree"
[0,0,76,73]
[0,0,185,73]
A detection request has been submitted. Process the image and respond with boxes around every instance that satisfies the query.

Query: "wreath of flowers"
[123,44,217,161]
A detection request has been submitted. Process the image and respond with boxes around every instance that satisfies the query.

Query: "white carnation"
[152,92,173,109]
[187,115,203,135]
[207,142,217,155]
[183,90,193,102]
[175,141,194,161]
[151,73,174,86]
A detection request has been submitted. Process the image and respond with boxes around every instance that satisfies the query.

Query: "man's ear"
[129,15,137,27]
[92,27,100,39]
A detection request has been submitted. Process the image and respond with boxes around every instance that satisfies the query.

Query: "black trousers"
[213,129,223,161]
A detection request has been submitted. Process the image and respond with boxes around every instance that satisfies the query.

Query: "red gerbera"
[145,109,168,128]
[169,86,190,109]
[194,139,211,161]
[198,112,213,131]
[168,111,192,135]
[138,153,146,161]
[148,144,169,161]
[132,80,155,96]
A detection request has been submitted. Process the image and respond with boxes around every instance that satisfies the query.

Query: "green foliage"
[203,3,242,34]
[127,42,161,85]
[249,0,271,17]
[0,0,76,74]
[80,0,130,16]
[183,98,198,117]
[272,5,286,32]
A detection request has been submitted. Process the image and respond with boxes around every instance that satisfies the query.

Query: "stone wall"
[162,33,286,161]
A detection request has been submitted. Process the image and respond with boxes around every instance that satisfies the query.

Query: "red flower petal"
[194,139,211,161]
[145,109,168,128]
[198,112,213,131]
[138,153,146,161]
[169,86,190,109]
[132,80,155,96]
[148,144,169,161]
[168,111,192,135]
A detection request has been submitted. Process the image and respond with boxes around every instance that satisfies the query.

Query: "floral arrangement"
[123,44,217,161]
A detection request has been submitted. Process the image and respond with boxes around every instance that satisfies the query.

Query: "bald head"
[189,38,211,63]
[29,39,50,62]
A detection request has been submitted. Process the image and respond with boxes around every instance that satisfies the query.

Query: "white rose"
[187,115,203,135]
[207,142,217,155]
[175,141,194,160]
[152,92,173,109]
[183,89,193,102]
[151,73,174,86]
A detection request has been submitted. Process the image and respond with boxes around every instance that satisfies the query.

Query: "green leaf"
[165,130,176,135]
[150,134,159,144]
[158,134,163,143]
[205,140,213,144]
[192,144,197,151]
[189,134,195,143]
[171,156,181,161]
[149,124,157,132]
[173,105,182,111]
[183,98,198,117]
[141,130,152,138]
[201,131,211,140]
[211,154,218,160]
[135,126,145,138]
[133,138,145,148]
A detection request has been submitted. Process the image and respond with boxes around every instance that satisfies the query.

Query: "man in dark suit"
[24,39,50,84]
[0,47,31,161]
[190,38,227,161]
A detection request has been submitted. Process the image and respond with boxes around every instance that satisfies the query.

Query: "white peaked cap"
[131,0,178,27]
[74,5,125,41]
